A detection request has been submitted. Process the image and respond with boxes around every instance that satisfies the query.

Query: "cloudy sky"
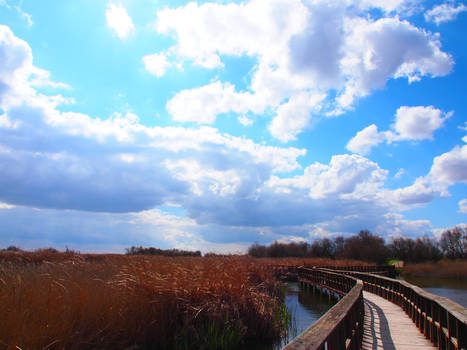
[0,0,466,253]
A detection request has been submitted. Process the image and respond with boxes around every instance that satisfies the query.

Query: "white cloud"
[347,106,451,154]
[155,0,307,69]
[429,143,467,185]
[0,25,69,109]
[267,154,387,200]
[166,81,254,124]
[269,92,325,142]
[346,124,386,155]
[0,201,15,209]
[376,213,432,238]
[459,199,467,213]
[0,23,462,250]
[0,26,312,219]
[238,115,253,126]
[425,2,467,25]
[106,3,135,39]
[386,177,439,207]
[0,24,34,101]
[384,136,467,209]
[392,105,452,141]
[29,67,71,89]
[142,52,181,77]
[165,159,242,197]
[153,0,453,140]
[339,17,453,107]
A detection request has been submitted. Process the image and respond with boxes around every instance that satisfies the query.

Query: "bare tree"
[440,227,466,259]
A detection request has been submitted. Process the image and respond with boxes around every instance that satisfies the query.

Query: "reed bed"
[0,253,288,350]
[403,259,467,280]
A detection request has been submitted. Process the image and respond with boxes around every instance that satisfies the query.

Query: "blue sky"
[0,0,466,253]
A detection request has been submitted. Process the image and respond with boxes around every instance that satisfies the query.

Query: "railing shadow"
[362,298,396,350]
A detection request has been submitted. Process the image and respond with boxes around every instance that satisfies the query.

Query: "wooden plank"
[362,291,437,350]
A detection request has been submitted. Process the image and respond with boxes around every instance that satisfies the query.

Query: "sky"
[0,0,466,253]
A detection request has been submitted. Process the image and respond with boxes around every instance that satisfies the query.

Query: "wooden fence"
[343,271,467,350]
[283,268,364,350]
[309,265,396,278]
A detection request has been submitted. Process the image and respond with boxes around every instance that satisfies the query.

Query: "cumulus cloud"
[386,177,439,207]
[391,105,452,141]
[142,52,182,77]
[153,0,453,141]
[0,26,313,218]
[267,154,388,200]
[269,92,325,142]
[166,81,255,124]
[376,213,433,238]
[347,106,451,154]
[0,24,34,103]
[0,24,462,250]
[385,136,467,208]
[346,124,387,155]
[425,2,467,25]
[0,25,69,109]
[429,143,467,185]
[106,3,134,39]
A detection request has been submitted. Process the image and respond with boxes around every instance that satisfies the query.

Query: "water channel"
[269,282,337,350]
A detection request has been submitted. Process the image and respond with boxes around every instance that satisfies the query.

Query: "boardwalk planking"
[361,291,436,350]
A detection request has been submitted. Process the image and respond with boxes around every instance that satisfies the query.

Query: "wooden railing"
[272,264,396,278]
[283,268,364,350]
[304,264,396,277]
[343,271,467,350]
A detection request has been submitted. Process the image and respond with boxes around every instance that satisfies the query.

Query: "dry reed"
[0,253,287,350]
[403,259,467,280]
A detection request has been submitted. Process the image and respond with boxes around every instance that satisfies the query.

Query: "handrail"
[271,264,396,277]
[283,268,364,350]
[306,265,396,277]
[341,271,467,350]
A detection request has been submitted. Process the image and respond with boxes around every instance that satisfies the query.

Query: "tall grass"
[0,253,288,350]
[403,259,467,280]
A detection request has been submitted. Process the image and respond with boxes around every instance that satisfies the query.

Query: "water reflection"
[270,282,336,349]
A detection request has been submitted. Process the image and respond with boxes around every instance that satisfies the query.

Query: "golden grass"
[403,259,467,280]
[0,253,288,350]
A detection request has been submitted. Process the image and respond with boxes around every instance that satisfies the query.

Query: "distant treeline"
[125,246,201,257]
[248,227,466,264]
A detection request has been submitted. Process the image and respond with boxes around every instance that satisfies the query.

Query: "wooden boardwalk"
[362,291,436,350]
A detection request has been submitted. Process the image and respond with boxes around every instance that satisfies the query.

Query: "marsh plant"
[0,252,289,350]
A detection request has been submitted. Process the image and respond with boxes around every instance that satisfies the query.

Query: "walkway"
[361,291,436,350]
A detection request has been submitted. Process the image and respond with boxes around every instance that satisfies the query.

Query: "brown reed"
[403,259,467,280]
[0,253,288,350]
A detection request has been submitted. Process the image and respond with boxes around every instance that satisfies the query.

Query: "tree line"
[248,227,467,264]
[125,246,202,257]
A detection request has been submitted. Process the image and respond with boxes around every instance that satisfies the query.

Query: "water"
[403,276,467,307]
[270,282,336,349]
